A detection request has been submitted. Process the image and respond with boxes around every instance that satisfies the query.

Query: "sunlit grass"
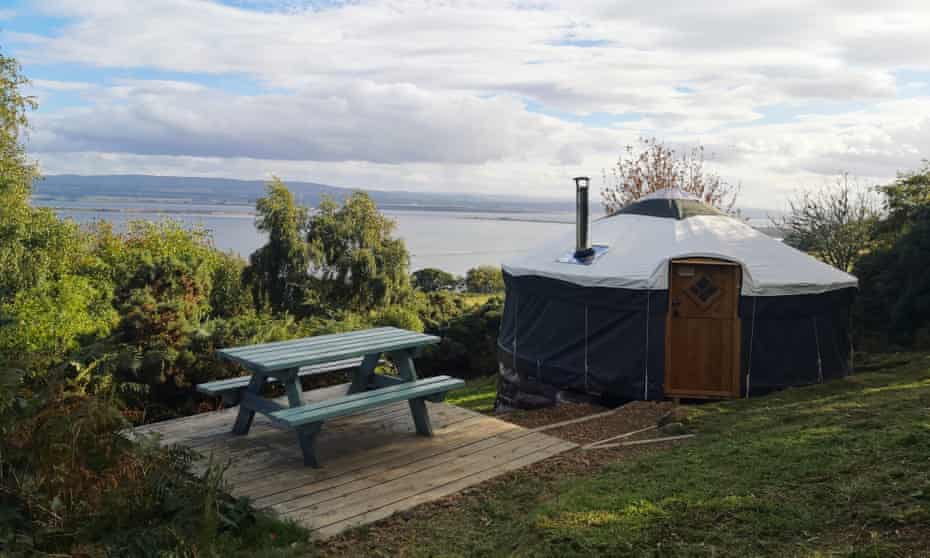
[337,352,930,557]
[446,375,497,413]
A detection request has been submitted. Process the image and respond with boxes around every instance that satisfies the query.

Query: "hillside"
[324,352,930,557]
[34,174,583,214]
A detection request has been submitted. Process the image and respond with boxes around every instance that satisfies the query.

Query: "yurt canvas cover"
[497,189,857,408]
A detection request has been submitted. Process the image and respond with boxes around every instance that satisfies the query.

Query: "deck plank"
[314,439,577,539]
[136,397,575,539]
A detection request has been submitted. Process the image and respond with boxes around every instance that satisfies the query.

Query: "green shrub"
[375,306,424,333]
[412,268,461,292]
[0,275,116,371]
[418,296,503,379]
[855,206,930,348]
[0,375,311,556]
[464,265,504,294]
[414,291,470,332]
[211,253,254,319]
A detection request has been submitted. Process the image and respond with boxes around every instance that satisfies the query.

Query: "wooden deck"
[134,383,577,538]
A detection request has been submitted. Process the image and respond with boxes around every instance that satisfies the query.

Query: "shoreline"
[35,199,578,224]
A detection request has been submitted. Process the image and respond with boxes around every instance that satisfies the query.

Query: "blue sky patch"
[549,38,610,48]
[524,99,642,127]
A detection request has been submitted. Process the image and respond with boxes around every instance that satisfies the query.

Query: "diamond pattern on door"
[686,273,722,308]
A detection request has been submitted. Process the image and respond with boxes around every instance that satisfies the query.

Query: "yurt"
[496,180,857,408]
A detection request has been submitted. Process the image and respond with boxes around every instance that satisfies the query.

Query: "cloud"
[6,0,930,207]
[30,79,603,165]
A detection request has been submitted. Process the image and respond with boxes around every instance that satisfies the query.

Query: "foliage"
[374,306,424,333]
[855,206,930,348]
[0,204,88,307]
[413,291,470,332]
[0,49,37,207]
[852,163,930,350]
[243,178,311,314]
[874,161,930,242]
[0,50,107,375]
[0,275,116,372]
[779,173,880,272]
[332,352,930,557]
[464,265,504,294]
[0,371,313,557]
[307,192,412,313]
[411,268,460,292]
[45,221,298,421]
[211,252,254,319]
[0,52,313,557]
[602,137,739,213]
[418,296,503,379]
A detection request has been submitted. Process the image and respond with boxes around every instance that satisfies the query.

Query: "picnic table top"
[216,326,440,373]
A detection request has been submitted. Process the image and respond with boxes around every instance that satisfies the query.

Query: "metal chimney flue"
[573,176,595,260]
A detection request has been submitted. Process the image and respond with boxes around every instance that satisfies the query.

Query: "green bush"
[853,164,930,349]
[0,373,311,557]
[414,291,470,332]
[211,253,254,319]
[418,296,503,379]
[0,275,116,371]
[411,268,461,292]
[375,306,424,333]
[854,206,930,348]
[465,265,504,294]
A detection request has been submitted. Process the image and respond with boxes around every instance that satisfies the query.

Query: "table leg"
[347,353,380,394]
[296,423,323,467]
[391,350,432,436]
[279,367,319,463]
[232,372,267,435]
[390,349,419,381]
[280,368,304,407]
[408,397,433,436]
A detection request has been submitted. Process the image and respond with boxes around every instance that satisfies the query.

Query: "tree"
[412,268,460,292]
[465,265,504,294]
[602,137,738,213]
[243,178,310,314]
[0,275,116,371]
[0,49,72,303]
[874,161,930,243]
[0,50,37,206]
[778,173,880,272]
[0,49,107,372]
[306,192,411,312]
[854,163,930,349]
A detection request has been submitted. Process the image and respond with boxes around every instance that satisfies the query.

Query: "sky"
[2,0,929,209]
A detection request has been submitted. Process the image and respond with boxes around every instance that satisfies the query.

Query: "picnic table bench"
[196,327,464,467]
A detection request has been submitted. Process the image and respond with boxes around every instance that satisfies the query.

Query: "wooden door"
[664,259,741,398]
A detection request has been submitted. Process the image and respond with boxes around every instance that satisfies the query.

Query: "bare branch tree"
[777,173,881,272]
[601,137,739,214]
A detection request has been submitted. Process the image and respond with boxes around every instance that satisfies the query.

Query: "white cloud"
[8,0,930,207]
[30,79,608,165]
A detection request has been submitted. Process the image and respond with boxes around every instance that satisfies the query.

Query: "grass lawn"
[332,353,930,557]
[445,374,499,413]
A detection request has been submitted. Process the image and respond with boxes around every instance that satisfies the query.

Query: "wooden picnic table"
[198,327,464,467]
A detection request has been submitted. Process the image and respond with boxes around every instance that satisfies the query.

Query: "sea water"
[36,198,576,275]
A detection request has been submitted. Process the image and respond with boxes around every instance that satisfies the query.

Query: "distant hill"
[34,174,581,214]
[34,174,784,223]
